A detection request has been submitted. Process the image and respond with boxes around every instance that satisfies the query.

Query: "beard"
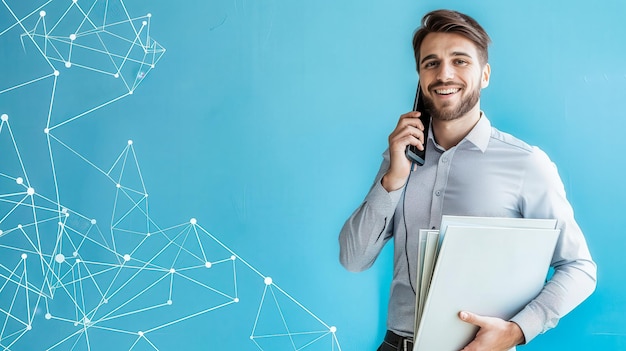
[422,83,481,121]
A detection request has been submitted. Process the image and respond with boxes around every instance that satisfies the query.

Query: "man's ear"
[481,63,491,89]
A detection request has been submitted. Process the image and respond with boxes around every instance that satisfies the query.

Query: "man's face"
[418,32,490,121]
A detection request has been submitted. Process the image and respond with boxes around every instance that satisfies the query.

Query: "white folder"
[413,216,560,351]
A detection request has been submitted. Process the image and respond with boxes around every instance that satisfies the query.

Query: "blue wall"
[1,0,625,350]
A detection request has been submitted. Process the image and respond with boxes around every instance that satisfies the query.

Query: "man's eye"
[454,59,468,65]
[424,61,438,68]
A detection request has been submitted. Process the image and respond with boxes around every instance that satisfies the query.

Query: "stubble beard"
[423,84,481,122]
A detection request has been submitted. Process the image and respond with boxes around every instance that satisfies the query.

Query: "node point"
[1,114,7,121]
[58,221,63,227]
[167,299,173,305]
[142,21,147,26]
[73,251,78,257]
[138,331,144,337]
[114,73,119,78]
[205,262,212,268]
[69,34,77,41]
[17,224,22,229]
[146,232,151,236]
[116,183,121,188]
[264,277,272,285]
[330,326,337,333]
[54,70,59,76]
[250,336,254,340]
[55,253,65,263]
[72,0,77,3]
[128,139,133,145]
[169,268,175,273]
[234,298,239,303]
[90,219,96,224]
[45,313,52,320]
[27,187,35,195]
[40,11,46,17]
[61,208,68,214]
[16,177,23,184]
[231,255,236,261]
[123,254,131,262]
[65,212,70,217]
[26,325,32,330]
[190,218,197,225]
[65,62,71,68]
[44,127,50,134]
[84,318,90,324]
[151,64,155,69]
[103,299,108,304]
[74,322,78,326]
[76,258,81,263]
[21,253,27,259]
[129,90,134,95]
[0,230,3,235]
[147,13,152,17]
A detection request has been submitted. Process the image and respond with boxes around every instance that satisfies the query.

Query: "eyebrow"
[420,51,473,65]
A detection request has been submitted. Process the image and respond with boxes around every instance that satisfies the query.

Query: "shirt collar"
[463,112,491,152]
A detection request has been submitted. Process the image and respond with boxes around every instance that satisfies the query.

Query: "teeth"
[435,88,460,95]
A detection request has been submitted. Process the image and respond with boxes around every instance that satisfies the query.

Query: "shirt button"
[435,190,442,196]
[441,157,449,163]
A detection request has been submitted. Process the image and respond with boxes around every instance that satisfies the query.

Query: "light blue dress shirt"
[339,115,597,343]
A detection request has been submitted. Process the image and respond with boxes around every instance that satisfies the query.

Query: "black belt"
[384,330,414,351]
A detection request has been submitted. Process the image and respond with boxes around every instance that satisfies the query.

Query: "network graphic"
[0,1,341,350]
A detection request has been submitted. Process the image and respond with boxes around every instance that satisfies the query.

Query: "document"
[412,216,559,351]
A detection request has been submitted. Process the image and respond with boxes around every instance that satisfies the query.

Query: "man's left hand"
[458,311,525,351]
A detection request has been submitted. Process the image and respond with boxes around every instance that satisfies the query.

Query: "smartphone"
[405,83,430,166]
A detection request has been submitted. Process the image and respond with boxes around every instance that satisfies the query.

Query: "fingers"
[389,111,426,150]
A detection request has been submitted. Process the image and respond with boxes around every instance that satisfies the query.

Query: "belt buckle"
[402,338,413,351]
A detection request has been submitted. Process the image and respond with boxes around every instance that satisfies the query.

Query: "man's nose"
[436,62,455,81]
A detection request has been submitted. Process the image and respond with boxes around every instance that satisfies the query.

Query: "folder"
[412,216,560,351]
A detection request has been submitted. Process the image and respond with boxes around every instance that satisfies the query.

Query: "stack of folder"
[412,215,560,351]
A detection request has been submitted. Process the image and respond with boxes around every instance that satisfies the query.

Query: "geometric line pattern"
[0,1,342,350]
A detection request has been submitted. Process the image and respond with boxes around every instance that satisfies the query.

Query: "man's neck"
[431,105,482,150]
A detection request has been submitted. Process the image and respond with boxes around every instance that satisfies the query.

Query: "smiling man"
[339,9,597,351]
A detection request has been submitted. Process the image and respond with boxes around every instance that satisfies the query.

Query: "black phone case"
[405,84,430,165]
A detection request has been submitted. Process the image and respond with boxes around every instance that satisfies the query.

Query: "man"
[339,9,597,351]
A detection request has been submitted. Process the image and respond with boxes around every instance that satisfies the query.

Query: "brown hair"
[412,10,491,70]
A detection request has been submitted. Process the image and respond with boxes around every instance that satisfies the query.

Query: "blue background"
[1,0,625,350]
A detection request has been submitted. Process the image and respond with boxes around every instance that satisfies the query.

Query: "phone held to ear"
[405,83,430,166]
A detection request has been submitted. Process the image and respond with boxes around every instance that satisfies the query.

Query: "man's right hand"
[381,111,426,192]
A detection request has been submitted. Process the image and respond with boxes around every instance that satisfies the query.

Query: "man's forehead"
[420,32,480,60]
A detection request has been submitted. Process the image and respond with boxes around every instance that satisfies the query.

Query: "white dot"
[58,222,63,227]
[54,70,59,76]
[264,277,272,285]
[129,90,134,95]
[169,268,175,273]
[76,258,81,263]
[55,254,65,263]
[27,187,35,195]
[116,183,121,188]
[123,254,131,262]
[45,313,52,320]
[65,62,71,68]
[249,336,254,340]
[114,73,119,78]
[17,224,22,229]
[167,300,172,305]
[234,298,239,303]
[61,208,68,214]
[21,253,27,259]
[69,34,76,41]
[73,251,78,257]
[103,299,108,303]
[330,326,337,333]
[142,21,147,25]
[65,212,70,217]
[0,230,3,235]
[127,140,133,145]
[84,318,90,324]
[72,0,77,3]
[44,127,50,134]
[151,64,155,69]
[74,322,78,326]
[205,262,212,268]
[16,177,23,184]
[230,255,236,261]
[1,114,8,121]
[40,11,46,17]
[146,232,151,236]
[26,325,32,330]
[90,219,96,224]
[147,13,152,17]
[190,218,197,225]
[138,331,144,337]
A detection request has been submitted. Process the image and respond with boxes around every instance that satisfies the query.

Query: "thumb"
[459,311,485,327]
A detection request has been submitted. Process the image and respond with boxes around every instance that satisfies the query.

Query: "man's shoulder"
[489,127,535,153]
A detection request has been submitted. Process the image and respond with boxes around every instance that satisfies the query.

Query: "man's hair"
[412,9,491,70]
